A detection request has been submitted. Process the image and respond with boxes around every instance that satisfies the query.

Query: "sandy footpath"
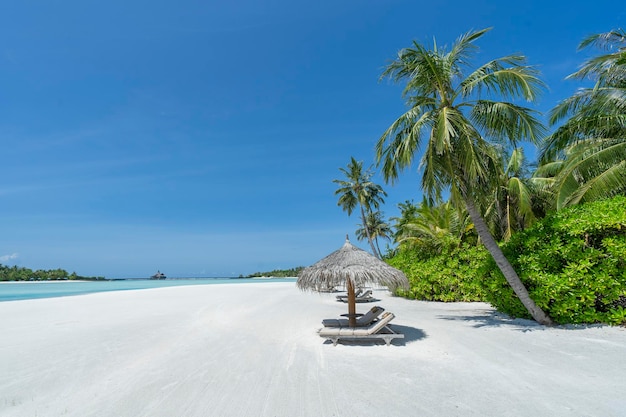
[1,282,625,417]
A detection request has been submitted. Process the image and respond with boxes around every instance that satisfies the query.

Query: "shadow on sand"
[436,310,614,332]
[436,310,545,332]
[321,324,427,347]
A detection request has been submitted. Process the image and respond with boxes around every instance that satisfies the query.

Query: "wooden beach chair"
[335,288,364,301]
[336,289,374,303]
[354,289,375,303]
[321,305,385,328]
[318,312,404,346]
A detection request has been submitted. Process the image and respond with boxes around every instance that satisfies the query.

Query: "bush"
[482,196,626,325]
[387,242,487,302]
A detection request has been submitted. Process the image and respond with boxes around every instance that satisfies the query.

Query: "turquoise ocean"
[0,278,297,302]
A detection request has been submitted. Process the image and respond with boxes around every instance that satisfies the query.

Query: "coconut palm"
[333,157,387,258]
[391,200,420,242]
[376,28,553,324]
[485,147,537,241]
[541,29,626,208]
[356,210,392,258]
[393,198,474,257]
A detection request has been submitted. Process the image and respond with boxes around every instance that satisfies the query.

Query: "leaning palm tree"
[333,157,387,258]
[356,210,392,258]
[376,28,553,324]
[541,29,626,209]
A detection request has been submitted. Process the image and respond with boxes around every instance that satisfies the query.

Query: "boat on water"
[150,271,166,280]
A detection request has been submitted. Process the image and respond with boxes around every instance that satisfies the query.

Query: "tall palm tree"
[356,210,392,258]
[333,157,387,258]
[376,28,553,324]
[541,29,626,208]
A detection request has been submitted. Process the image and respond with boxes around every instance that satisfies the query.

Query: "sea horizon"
[0,277,297,302]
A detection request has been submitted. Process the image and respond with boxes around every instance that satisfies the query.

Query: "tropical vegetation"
[483,196,626,325]
[0,264,104,281]
[246,266,305,278]
[355,210,392,259]
[333,28,626,326]
[538,29,626,209]
[375,28,552,324]
[334,157,387,258]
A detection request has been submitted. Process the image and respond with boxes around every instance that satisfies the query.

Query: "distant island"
[0,264,105,281]
[245,266,304,278]
[0,263,305,282]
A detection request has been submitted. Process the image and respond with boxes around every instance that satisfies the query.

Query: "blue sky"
[1,0,624,278]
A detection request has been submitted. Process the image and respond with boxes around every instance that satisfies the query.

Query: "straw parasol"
[297,236,409,327]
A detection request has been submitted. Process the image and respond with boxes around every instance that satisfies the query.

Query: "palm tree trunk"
[374,237,383,259]
[360,205,381,259]
[465,198,553,325]
[506,194,512,240]
[347,278,357,327]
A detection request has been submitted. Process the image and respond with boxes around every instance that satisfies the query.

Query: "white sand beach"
[1,282,625,417]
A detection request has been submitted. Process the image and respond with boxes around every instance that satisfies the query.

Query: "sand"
[1,282,625,417]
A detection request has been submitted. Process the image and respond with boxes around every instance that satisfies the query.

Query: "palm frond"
[471,100,546,145]
[571,159,626,203]
[447,28,491,66]
[579,29,626,51]
[506,147,525,174]
[462,59,545,101]
[552,139,626,208]
[376,106,432,183]
[548,89,595,125]
[533,160,564,177]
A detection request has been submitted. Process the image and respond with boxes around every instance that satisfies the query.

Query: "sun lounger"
[321,306,385,328]
[318,285,337,293]
[336,289,373,303]
[355,289,375,303]
[318,312,404,346]
[335,288,364,301]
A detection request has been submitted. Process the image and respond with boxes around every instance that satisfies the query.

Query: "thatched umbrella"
[297,236,409,327]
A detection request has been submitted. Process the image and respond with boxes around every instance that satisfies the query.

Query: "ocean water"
[0,278,297,302]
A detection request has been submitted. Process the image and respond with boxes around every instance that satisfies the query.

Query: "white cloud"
[0,253,19,262]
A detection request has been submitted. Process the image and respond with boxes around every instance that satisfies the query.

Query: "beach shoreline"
[1,282,625,417]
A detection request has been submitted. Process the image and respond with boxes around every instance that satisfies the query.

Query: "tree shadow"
[436,311,617,332]
[436,310,545,332]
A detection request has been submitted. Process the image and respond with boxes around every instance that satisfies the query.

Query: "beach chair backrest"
[357,306,384,325]
[367,312,395,334]
[357,290,372,299]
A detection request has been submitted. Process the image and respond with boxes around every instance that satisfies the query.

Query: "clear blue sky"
[1,0,623,278]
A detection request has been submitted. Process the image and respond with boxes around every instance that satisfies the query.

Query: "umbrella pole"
[347,279,357,327]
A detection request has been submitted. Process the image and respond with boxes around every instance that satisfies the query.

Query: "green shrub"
[388,242,487,302]
[482,196,626,325]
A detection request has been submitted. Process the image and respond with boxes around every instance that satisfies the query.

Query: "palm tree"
[356,210,392,258]
[393,198,473,254]
[541,29,626,208]
[376,28,553,324]
[391,200,419,242]
[485,147,537,241]
[333,157,387,258]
